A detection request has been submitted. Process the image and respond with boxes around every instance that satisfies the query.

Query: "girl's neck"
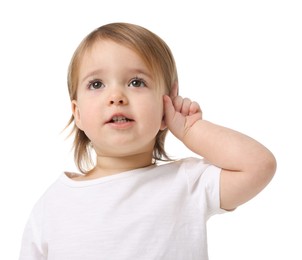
[83,152,154,180]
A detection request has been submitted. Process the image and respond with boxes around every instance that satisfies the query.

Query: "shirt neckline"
[60,164,157,188]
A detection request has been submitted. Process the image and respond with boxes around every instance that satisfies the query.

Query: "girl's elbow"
[260,151,277,184]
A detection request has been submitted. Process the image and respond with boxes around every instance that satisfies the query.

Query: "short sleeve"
[19,200,47,260]
[183,157,227,219]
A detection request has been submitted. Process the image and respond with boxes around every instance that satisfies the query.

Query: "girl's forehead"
[79,39,152,76]
[86,39,137,57]
[81,39,145,67]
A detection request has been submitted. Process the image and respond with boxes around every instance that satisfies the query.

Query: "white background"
[0,0,301,259]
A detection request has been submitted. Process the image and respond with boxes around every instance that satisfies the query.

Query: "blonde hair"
[67,22,178,173]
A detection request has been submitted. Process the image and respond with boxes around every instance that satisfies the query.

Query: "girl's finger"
[180,98,192,116]
[172,96,184,112]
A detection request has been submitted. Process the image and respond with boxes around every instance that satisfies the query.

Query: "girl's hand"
[163,84,202,141]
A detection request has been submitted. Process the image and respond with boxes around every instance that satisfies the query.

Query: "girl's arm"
[163,91,276,211]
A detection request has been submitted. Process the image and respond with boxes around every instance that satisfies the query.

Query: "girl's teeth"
[112,116,129,123]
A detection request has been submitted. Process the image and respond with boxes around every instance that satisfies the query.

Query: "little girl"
[19,22,276,260]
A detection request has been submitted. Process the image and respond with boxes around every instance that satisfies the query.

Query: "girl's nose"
[108,91,128,106]
[109,98,125,105]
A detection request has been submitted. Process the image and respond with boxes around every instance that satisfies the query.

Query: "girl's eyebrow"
[128,69,153,79]
[80,68,153,84]
[80,69,104,84]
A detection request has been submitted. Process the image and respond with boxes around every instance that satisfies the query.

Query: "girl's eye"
[88,80,104,90]
[129,78,146,88]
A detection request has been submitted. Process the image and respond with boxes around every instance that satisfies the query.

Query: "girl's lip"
[107,120,135,129]
[106,117,135,129]
[106,113,134,124]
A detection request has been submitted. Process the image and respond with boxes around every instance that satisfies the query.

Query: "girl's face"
[72,39,166,158]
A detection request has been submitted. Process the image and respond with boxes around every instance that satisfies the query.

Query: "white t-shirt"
[19,157,226,260]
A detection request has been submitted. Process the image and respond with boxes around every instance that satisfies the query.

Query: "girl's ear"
[160,114,167,130]
[170,82,179,100]
[160,82,178,131]
[71,100,83,130]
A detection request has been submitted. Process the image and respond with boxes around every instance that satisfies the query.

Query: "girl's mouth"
[108,115,134,124]
[110,116,134,123]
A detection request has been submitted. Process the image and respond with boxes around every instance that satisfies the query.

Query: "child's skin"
[72,39,276,211]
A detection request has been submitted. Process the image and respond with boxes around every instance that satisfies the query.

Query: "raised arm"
[163,91,276,211]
